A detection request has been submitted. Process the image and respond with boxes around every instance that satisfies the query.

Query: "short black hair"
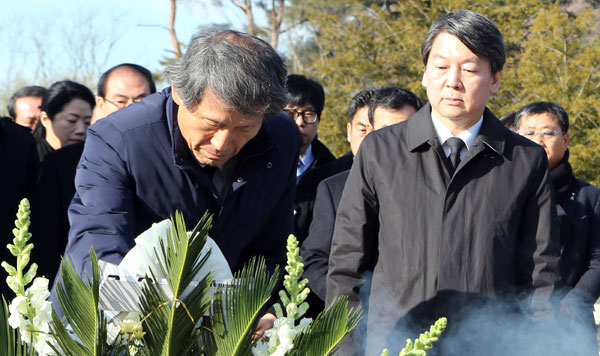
[368,87,423,125]
[499,111,517,131]
[422,9,505,75]
[286,74,325,119]
[514,102,569,133]
[7,86,47,119]
[41,80,96,121]
[347,89,375,123]
[97,63,156,98]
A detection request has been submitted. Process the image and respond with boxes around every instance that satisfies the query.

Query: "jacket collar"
[407,103,506,156]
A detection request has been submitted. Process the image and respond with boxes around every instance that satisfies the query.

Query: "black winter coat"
[0,118,38,298]
[326,104,561,355]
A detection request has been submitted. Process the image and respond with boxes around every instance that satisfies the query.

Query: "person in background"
[93,63,157,121]
[32,80,95,162]
[31,64,156,284]
[368,86,423,130]
[285,74,335,244]
[7,86,47,132]
[515,101,600,355]
[0,116,38,299]
[302,87,422,318]
[326,10,560,355]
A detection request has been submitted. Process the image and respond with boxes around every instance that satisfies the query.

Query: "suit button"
[236,177,243,182]
[266,162,273,168]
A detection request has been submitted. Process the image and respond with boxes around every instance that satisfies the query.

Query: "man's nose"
[211,128,233,152]
[446,68,463,89]
[295,115,305,127]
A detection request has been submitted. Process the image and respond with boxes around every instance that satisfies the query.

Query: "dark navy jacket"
[557,178,600,306]
[63,88,299,278]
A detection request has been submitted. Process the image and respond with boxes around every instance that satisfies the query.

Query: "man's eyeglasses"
[283,108,319,124]
[518,129,564,140]
[103,96,145,109]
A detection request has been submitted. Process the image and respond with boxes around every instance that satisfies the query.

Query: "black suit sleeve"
[31,153,64,284]
[301,179,337,301]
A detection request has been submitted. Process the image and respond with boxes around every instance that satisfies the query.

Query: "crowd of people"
[0,8,598,356]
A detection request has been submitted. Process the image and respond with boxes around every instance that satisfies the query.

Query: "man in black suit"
[285,74,336,243]
[327,10,560,355]
[31,64,155,283]
[301,87,422,316]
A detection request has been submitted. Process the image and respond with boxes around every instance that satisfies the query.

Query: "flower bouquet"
[1,198,445,355]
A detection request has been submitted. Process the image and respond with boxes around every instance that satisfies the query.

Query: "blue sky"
[0,0,246,97]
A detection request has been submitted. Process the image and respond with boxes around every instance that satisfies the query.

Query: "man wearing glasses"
[515,101,600,354]
[93,63,156,121]
[284,74,335,243]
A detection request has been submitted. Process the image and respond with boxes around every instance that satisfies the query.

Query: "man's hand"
[253,313,276,342]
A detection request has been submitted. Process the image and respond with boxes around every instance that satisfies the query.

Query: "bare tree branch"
[169,0,182,58]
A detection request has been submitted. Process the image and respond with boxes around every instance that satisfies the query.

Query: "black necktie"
[447,137,465,170]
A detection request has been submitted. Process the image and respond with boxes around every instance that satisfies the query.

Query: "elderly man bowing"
[58,29,299,330]
[326,10,560,355]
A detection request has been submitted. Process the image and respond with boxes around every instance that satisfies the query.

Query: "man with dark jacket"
[58,29,299,332]
[515,101,600,354]
[326,10,560,356]
[284,74,335,243]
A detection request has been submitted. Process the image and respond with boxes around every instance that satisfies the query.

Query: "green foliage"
[51,249,123,355]
[1,198,36,296]
[138,211,213,355]
[290,295,362,356]
[276,235,310,320]
[200,256,279,356]
[380,317,447,356]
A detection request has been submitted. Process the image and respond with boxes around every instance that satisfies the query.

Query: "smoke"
[349,276,598,356]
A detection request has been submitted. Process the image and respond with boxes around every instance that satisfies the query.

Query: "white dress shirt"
[431,112,483,160]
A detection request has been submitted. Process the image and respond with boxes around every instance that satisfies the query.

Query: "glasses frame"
[283,108,319,124]
[102,96,144,110]
[518,129,565,140]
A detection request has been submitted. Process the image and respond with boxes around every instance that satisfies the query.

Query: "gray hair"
[164,28,287,118]
[514,102,569,133]
[421,10,505,75]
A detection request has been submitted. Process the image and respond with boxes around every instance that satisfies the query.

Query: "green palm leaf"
[138,211,213,355]
[201,256,279,356]
[290,295,362,356]
[50,248,117,356]
[0,295,34,356]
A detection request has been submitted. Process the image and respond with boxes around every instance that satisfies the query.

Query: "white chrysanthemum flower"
[7,307,27,330]
[34,333,57,356]
[28,278,51,308]
[10,295,29,315]
[251,340,270,356]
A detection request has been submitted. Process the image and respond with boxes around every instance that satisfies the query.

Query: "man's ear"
[421,70,427,88]
[96,96,105,112]
[490,71,501,94]
[171,85,182,106]
[347,122,352,143]
[563,132,570,148]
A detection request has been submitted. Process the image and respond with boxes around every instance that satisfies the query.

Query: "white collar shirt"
[297,143,314,177]
[431,112,483,160]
